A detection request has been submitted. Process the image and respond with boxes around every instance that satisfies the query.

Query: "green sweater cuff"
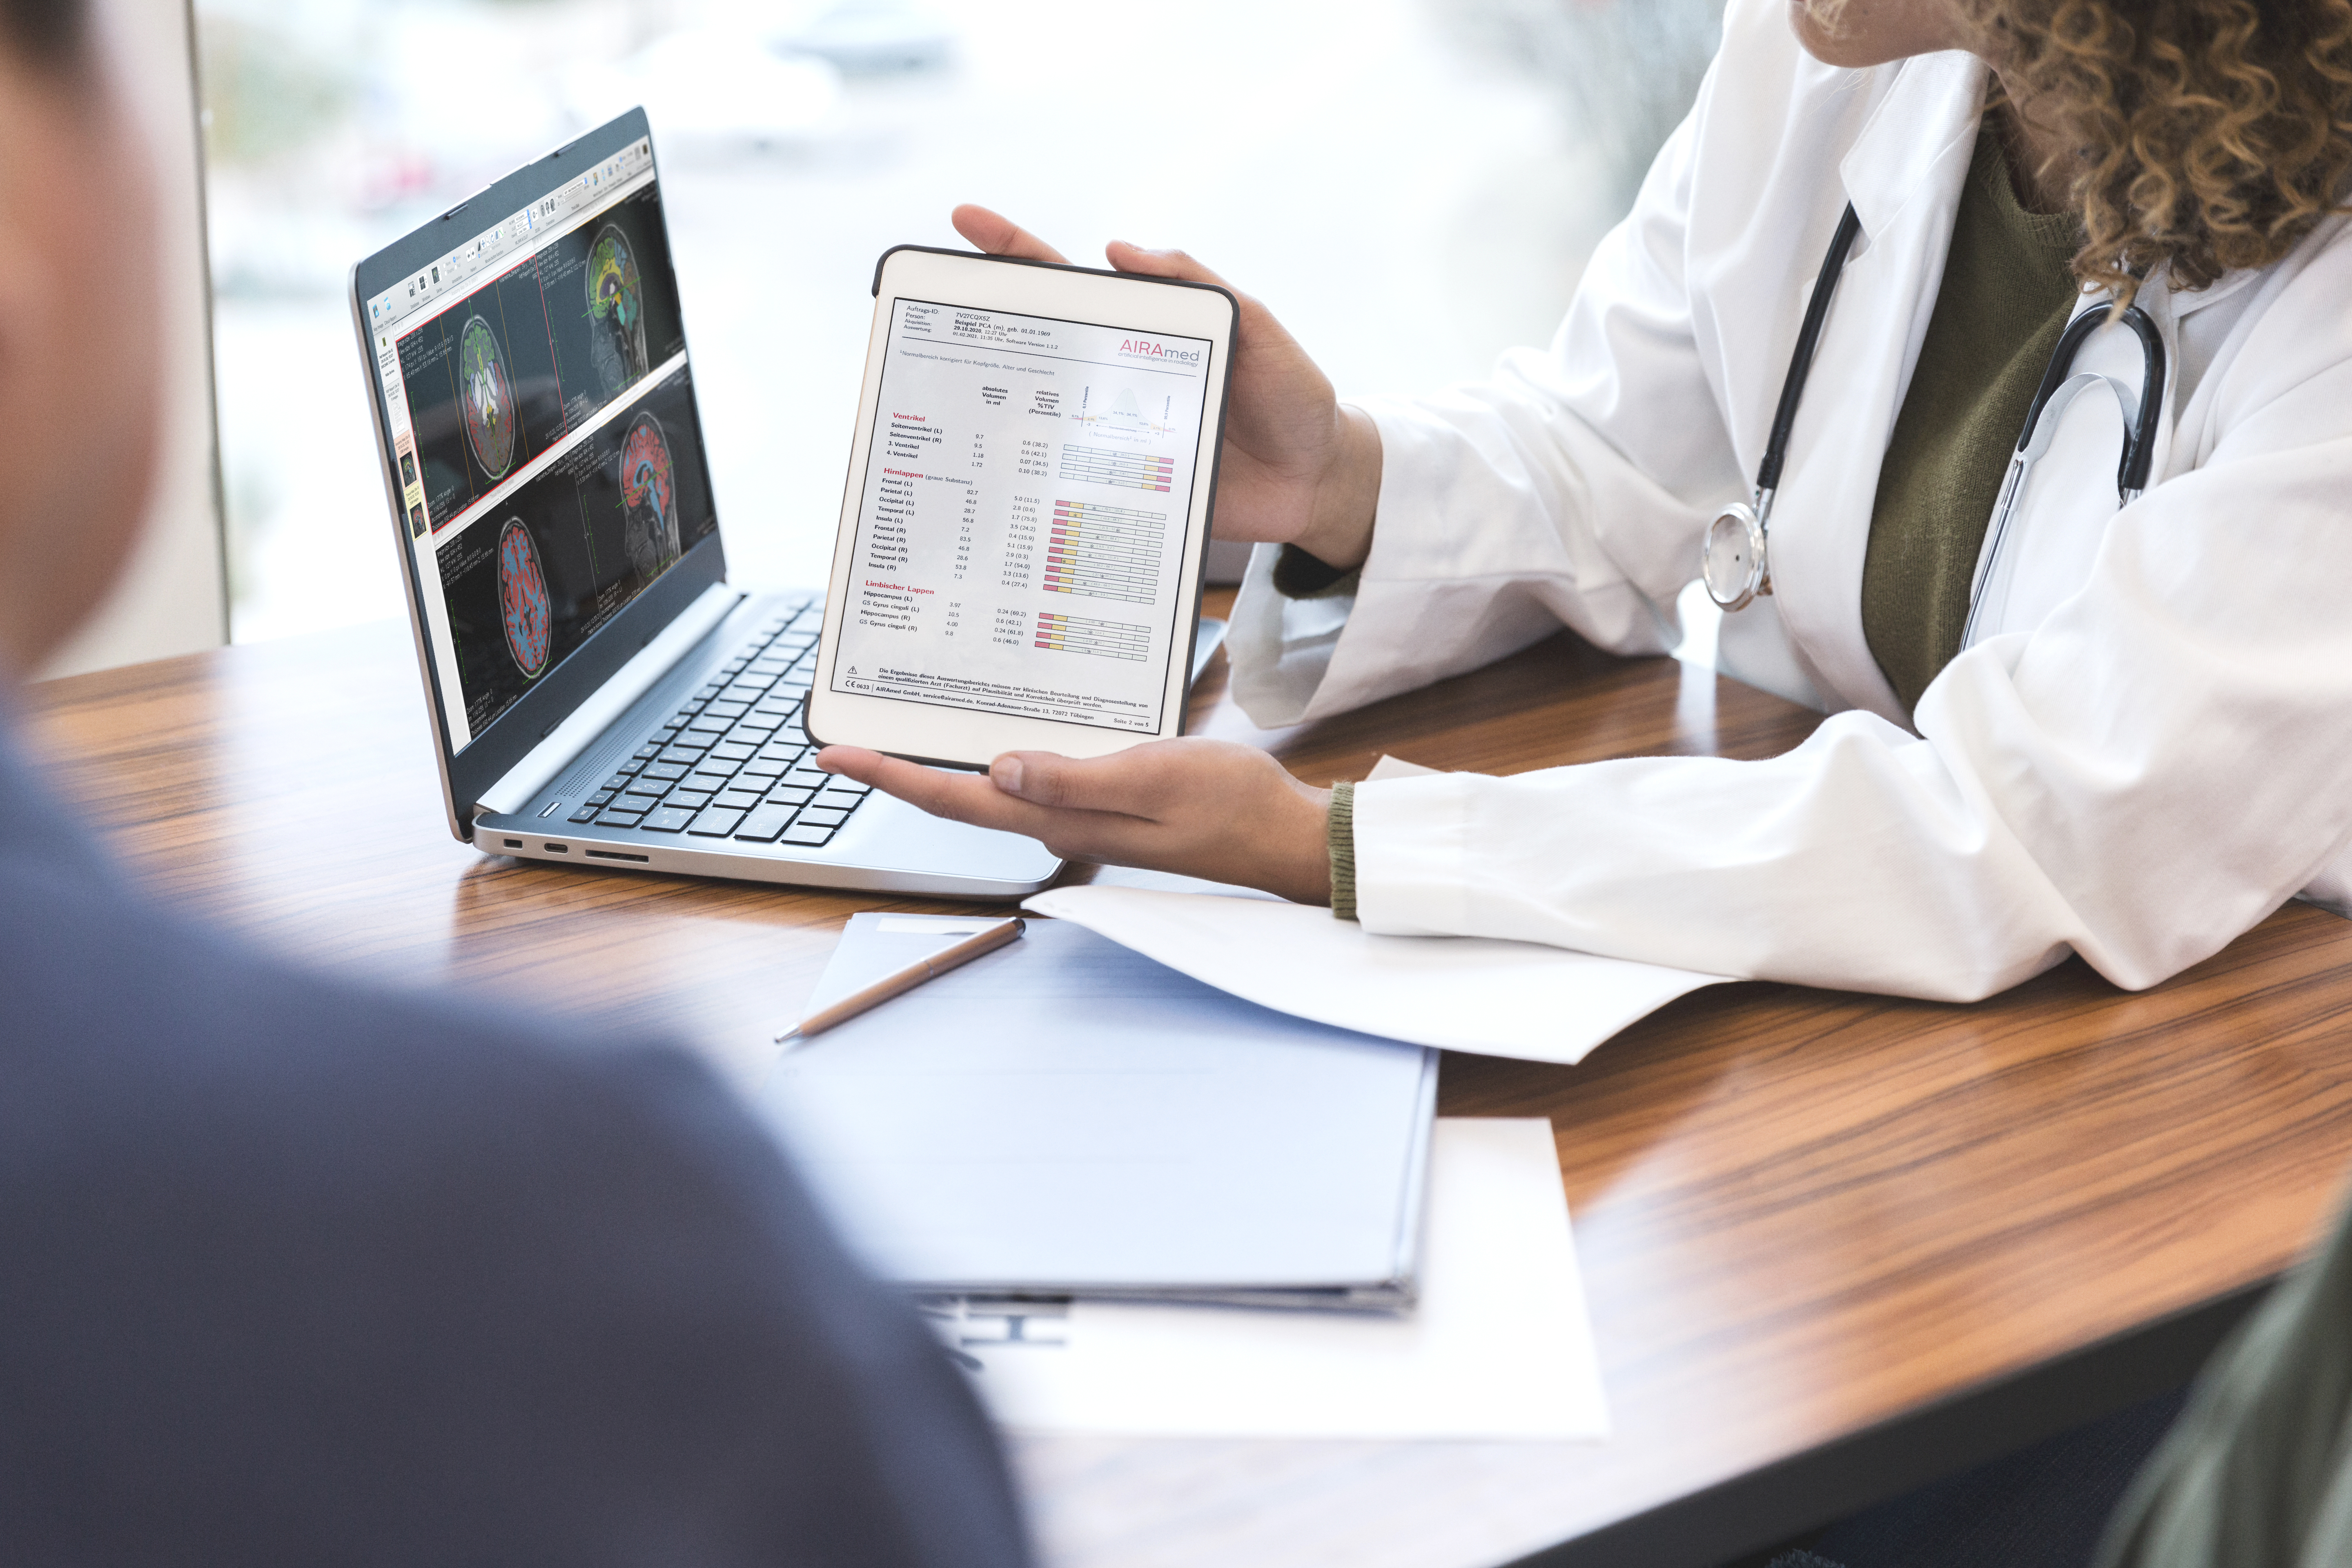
[1327,781,1357,922]
[1272,544,1362,600]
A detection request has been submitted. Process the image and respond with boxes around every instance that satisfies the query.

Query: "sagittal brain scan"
[620,411,679,580]
[458,315,518,480]
[497,517,552,678]
[586,225,650,393]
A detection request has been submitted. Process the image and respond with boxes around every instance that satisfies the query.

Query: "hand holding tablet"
[806,243,1240,769]
[815,736,1339,907]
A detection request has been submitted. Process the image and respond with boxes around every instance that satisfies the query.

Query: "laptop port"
[543,843,568,853]
[501,837,522,849]
[586,849,650,863]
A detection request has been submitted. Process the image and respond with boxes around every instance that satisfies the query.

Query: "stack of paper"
[937,1118,1609,1440]
[764,913,1614,1443]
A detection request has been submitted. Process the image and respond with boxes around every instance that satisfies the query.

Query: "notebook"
[755,913,1439,1307]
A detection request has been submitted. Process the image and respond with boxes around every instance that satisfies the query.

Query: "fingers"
[817,741,1330,897]
[810,746,986,817]
[815,746,1020,829]
[1105,242,1306,385]
[815,745,1106,844]
[950,205,1070,266]
[1105,240,1234,292]
[950,214,1238,307]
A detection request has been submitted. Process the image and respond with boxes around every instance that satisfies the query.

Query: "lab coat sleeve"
[1227,84,1746,729]
[1353,231,2352,1000]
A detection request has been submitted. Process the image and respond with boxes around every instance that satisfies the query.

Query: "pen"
[777,917,1026,1047]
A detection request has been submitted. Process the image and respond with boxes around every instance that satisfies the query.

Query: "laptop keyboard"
[564,601,874,849]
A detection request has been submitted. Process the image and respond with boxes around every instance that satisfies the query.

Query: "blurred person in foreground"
[0,2,1030,1561]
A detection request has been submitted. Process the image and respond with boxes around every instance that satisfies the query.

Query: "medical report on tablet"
[831,298,1214,734]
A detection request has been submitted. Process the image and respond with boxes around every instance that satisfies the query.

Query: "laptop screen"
[358,131,719,752]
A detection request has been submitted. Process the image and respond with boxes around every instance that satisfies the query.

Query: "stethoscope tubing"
[2020,301,2165,498]
[1705,199,2168,621]
[1757,204,1865,499]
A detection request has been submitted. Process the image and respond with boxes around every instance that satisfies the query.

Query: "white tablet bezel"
[806,246,1238,770]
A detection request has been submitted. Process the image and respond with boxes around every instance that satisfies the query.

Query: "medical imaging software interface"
[363,137,716,751]
[836,300,1215,733]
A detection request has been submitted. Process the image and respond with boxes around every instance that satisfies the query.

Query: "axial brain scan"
[458,314,518,480]
[496,517,553,679]
[619,411,679,581]
[586,224,650,393]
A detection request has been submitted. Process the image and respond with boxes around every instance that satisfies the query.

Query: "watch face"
[1703,507,1761,609]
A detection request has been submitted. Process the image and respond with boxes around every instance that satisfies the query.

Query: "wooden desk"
[27,598,2352,1568]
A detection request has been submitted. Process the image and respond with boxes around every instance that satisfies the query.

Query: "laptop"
[349,109,1122,898]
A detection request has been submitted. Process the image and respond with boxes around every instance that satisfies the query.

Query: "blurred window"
[197,0,1720,644]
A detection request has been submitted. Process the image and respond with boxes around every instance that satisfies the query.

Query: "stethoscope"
[1701,202,2167,643]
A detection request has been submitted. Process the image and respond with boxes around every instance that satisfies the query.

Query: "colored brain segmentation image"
[458,314,517,480]
[586,224,650,393]
[620,412,680,581]
[496,517,553,679]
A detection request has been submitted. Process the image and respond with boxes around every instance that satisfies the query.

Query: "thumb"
[990,748,1165,816]
[953,204,1071,266]
[989,749,1078,806]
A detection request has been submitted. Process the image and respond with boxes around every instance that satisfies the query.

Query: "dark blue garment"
[1770,1386,2188,1568]
[0,723,1030,1567]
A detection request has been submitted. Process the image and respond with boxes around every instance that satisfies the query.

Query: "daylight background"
[197,0,1726,646]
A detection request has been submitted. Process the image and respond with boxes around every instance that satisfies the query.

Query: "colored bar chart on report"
[835,297,1215,733]
[1060,444,1176,491]
[1034,611,1149,661]
[1045,501,1165,604]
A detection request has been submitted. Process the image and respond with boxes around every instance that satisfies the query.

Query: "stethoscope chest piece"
[1702,203,1863,617]
[1703,499,1770,611]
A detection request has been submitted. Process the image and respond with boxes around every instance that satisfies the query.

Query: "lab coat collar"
[1837,49,1985,247]
[2129,261,2259,324]
[1844,49,2267,327]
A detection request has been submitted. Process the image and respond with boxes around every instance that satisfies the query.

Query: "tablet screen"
[831,298,1214,735]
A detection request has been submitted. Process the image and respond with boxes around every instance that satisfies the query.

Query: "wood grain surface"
[24,594,2352,1568]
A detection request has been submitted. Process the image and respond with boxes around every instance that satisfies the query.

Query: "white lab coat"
[1226,0,2352,1001]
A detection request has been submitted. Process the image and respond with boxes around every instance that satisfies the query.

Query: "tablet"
[805,245,1238,769]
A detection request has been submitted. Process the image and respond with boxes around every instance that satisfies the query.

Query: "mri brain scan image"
[586,224,650,394]
[497,517,552,679]
[458,314,517,480]
[619,411,679,581]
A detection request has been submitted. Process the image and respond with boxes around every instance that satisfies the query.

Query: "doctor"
[822,0,2352,1002]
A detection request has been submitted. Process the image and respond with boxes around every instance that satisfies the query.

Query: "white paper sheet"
[1365,753,1442,781]
[935,1118,1608,1439]
[1014,751,1728,1065]
[1022,883,1725,1066]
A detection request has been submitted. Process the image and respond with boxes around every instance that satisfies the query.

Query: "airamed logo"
[1116,337,1204,367]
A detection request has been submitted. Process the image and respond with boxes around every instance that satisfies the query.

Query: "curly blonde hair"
[1813,0,2352,304]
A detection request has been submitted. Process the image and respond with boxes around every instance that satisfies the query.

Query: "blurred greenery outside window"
[195,0,1724,646]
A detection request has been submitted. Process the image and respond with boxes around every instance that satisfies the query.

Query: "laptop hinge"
[477,583,744,820]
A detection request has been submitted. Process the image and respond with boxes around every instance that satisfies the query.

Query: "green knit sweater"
[1861,127,2084,713]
